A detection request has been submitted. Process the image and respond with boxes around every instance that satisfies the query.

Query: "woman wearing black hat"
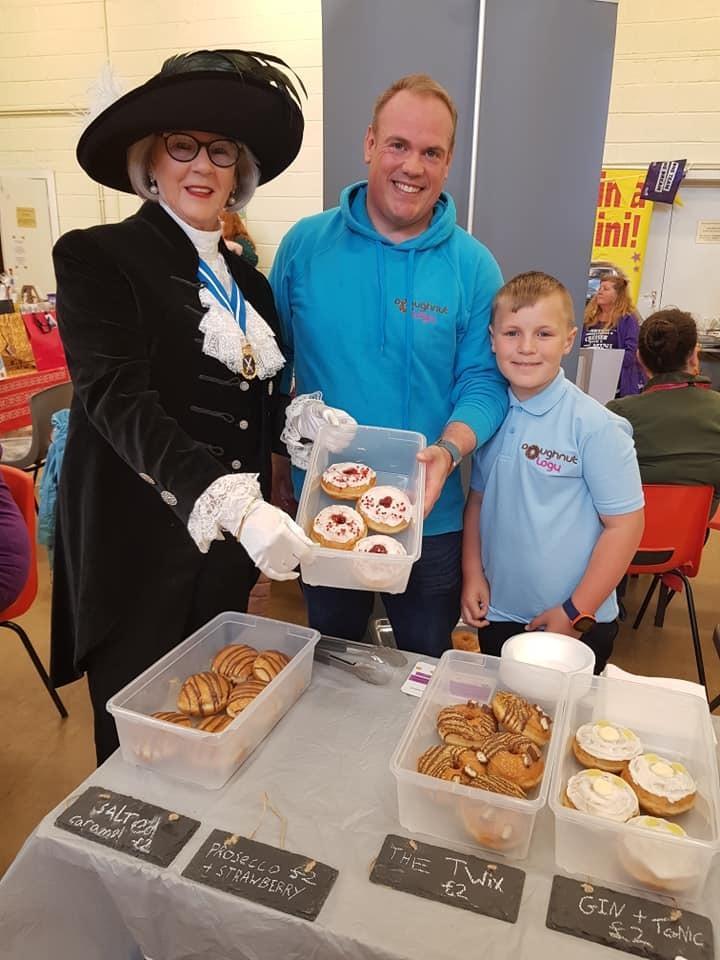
[50,50,315,763]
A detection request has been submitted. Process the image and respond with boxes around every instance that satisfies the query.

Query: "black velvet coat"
[50,202,288,687]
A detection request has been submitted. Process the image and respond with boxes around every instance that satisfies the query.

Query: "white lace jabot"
[160,202,285,380]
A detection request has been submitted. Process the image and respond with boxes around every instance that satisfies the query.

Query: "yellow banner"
[591,168,653,303]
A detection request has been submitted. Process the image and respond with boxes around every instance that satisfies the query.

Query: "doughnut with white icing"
[320,461,376,500]
[352,535,408,588]
[621,753,697,816]
[357,485,412,534]
[620,816,698,893]
[563,769,639,822]
[573,720,643,773]
[310,504,366,550]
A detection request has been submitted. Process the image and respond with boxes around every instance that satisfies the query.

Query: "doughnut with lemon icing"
[310,504,366,550]
[573,720,643,773]
[622,753,697,816]
[620,816,698,893]
[564,769,639,822]
[320,461,376,500]
[357,485,412,534]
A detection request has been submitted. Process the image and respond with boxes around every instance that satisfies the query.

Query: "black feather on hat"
[77,49,306,194]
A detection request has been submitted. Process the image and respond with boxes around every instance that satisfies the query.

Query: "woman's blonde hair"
[583,275,637,330]
[126,133,260,212]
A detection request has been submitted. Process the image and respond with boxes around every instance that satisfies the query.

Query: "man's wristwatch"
[562,597,597,634]
[433,438,462,472]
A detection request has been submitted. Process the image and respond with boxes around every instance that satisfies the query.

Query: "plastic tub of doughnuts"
[107,612,320,789]
[549,672,720,901]
[295,423,426,593]
[389,650,567,860]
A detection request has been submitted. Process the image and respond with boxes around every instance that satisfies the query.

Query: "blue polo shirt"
[470,370,643,623]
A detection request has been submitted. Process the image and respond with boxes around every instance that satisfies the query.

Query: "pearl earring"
[228,192,237,206]
[148,174,159,196]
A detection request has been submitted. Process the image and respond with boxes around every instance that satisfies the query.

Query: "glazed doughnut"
[320,462,376,500]
[564,769,639,822]
[211,644,258,682]
[573,720,643,773]
[197,713,234,733]
[466,773,527,800]
[226,678,268,717]
[475,732,545,790]
[622,754,697,816]
[311,504,366,550]
[461,800,525,851]
[437,702,497,747]
[491,690,552,747]
[177,671,233,718]
[357,485,412,534]
[417,744,469,781]
[252,650,290,683]
[151,711,193,727]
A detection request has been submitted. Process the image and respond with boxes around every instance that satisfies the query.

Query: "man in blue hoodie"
[270,74,507,656]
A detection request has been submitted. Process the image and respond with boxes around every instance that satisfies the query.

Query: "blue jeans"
[303,531,462,658]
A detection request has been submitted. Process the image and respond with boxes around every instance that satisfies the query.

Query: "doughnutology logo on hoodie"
[394,297,449,324]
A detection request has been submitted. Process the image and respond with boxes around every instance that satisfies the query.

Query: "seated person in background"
[461,272,644,673]
[582,275,646,397]
[608,308,720,515]
[220,211,259,268]
[0,461,31,611]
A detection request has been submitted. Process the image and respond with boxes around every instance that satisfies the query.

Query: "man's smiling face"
[363,89,453,243]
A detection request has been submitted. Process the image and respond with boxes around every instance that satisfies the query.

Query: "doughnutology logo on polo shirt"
[522,442,578,474]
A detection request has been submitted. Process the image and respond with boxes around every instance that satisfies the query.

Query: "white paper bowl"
[500,631,595,700]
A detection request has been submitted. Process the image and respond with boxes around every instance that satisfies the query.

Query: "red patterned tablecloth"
[0,367,70,432]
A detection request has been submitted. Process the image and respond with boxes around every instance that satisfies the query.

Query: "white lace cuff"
[188,473,262,554]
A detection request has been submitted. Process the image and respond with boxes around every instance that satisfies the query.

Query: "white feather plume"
[84,64,125,127]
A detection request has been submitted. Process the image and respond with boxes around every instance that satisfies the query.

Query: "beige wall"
[0,0,322,271]
[606,0,720,165]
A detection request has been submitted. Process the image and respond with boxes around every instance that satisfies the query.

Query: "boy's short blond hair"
[492,271,575,329]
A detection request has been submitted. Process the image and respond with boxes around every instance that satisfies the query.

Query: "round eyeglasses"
[162,133,240,168]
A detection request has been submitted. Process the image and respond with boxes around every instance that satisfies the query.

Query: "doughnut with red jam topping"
[320,461,376,500]
[357,485,412,534]
[310,504,366,550]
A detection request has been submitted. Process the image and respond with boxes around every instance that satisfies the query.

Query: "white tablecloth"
[1,663,718,960]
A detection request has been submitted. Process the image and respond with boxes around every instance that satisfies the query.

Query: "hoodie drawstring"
[375,240,387,352]
[403,249,416,429]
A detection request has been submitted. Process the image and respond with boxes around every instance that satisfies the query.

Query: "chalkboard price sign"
[370,834,525,923]
[546,875,714,960]
[55,786,200,867]
[182,829,338,921]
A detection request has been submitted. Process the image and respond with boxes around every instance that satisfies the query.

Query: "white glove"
[281,392,357,470]
[238,500,313,581]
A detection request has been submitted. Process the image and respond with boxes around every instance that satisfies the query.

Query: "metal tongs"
[317,634,407,667]
[314,635,405,685]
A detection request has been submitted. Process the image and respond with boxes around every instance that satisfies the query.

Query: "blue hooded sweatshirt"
[270,181,507,535]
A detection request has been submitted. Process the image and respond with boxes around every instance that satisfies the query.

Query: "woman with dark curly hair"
[608,307,720,514]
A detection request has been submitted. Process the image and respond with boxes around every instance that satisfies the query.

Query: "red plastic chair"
[627,484,716,709]
[710,503,720,532]
[0,465,67,717]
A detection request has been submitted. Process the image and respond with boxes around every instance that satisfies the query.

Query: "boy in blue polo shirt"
[461,272,644,671]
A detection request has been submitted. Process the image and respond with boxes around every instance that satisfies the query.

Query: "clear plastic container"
[296,423,426,593]
[550,672,720,901]
[390,650,568,860]
[107,612,320,789]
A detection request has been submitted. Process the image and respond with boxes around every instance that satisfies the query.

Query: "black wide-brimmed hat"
[77,49,305,193]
